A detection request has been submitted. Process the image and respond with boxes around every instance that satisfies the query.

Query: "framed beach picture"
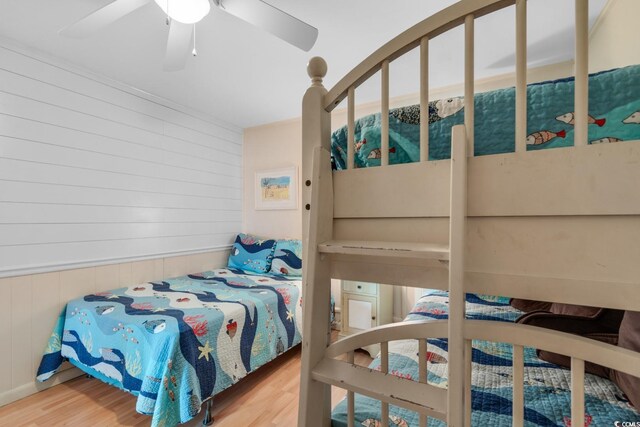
[255,167,298,210]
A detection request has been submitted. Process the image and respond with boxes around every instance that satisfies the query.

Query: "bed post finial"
[307,56,327,87]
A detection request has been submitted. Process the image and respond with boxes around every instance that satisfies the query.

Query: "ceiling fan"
[60,0,319,71]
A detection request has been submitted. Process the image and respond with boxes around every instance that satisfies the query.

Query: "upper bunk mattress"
[331,291,639,427]
[37,268,302,427]
[331,64,640,169]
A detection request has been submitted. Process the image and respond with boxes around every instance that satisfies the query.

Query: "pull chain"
[192,24,198,56]
[165,0,171,25]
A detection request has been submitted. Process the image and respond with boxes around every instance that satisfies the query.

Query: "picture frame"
[254,167,298,210]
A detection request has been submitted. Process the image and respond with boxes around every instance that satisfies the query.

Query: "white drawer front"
[343,281,377,295]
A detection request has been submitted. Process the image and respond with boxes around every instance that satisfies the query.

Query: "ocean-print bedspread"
[331,64,640,169]
[37,268,302,427]
[332,291,639,427]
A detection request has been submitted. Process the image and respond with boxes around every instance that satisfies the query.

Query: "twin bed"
[37,235,304,427]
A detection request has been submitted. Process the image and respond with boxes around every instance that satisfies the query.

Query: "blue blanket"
[332,65,640,168]
[37,268,302,427]
[332,291,639,427]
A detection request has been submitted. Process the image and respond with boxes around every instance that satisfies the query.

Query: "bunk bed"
[37,234,304,427]
[298,0,640,426]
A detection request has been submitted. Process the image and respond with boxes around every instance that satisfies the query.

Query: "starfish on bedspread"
[198,341,213,362]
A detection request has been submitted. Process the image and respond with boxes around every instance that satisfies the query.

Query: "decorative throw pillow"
[515,306,626,389]
[269,239,303,276]
[227,233,276,274]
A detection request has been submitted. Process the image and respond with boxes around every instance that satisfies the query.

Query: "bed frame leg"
[202,400,214,426]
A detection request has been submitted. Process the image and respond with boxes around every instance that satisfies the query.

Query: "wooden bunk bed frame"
[298,0,640,426]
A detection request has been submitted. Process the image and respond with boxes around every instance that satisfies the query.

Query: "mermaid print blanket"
[37,268,302,427]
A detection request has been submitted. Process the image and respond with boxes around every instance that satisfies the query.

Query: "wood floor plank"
[0,332,373,426]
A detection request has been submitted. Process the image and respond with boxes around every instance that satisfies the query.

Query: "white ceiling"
[0,0,607,128]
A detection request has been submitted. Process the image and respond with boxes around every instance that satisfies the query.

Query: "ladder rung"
[311,358,447,420]
[318,240,449,261]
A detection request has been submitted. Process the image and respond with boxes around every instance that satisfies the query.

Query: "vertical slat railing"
[381,60,390,166]
[515,0,527,153]
[347,350,355,427]
[512,344,525,427]
[420,36,430,162]
[347,86,356,169]
[418,339,428,427]
[574,0,589,146]
[464,14,475,156]
[571,358,585,427]
[448,124,468,427]
[464,339,472,427]
[380,342,389,427]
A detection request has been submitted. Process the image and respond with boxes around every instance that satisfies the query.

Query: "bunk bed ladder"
[298,59,469,427]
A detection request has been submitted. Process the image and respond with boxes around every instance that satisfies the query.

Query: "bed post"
[448,125,468,426]
[301,57,330,266]
[299,57,333,427]
[202,399,213,426]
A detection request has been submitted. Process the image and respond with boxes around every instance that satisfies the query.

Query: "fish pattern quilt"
[331,65,640,169]
[37,268,302,427]
[332,291,639,427]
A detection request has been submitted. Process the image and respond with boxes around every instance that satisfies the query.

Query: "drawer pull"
[371,316,376,320]
[357,285,362,289]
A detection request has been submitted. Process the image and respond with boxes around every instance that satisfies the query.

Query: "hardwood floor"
[0,333,373,426]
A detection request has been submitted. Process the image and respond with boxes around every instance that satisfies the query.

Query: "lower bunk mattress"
[332,291,639,427]
[37,268,302,427]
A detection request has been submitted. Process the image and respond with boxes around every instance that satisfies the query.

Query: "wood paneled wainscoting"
[0,249,230,409]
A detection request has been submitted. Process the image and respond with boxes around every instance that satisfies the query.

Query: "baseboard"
[0,366,84,407]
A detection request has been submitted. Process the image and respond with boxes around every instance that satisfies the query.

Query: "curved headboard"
[315,0,590,168]
[323,0,513,112]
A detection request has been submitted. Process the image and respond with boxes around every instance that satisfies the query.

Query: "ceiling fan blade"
[60,0,151,38]
[164,21,193,72]
[217,0,318,51]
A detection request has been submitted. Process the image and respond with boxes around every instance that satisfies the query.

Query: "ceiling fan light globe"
[154,0,211,24]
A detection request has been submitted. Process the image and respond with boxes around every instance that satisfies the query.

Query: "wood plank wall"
[0,38,243,406]
[0,40,243,277]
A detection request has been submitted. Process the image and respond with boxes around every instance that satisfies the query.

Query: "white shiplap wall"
[0,39,243,277]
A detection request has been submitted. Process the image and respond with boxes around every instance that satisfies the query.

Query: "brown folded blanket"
[611,311,640,409]
[509,298,552,313]
[515,302,638,409]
